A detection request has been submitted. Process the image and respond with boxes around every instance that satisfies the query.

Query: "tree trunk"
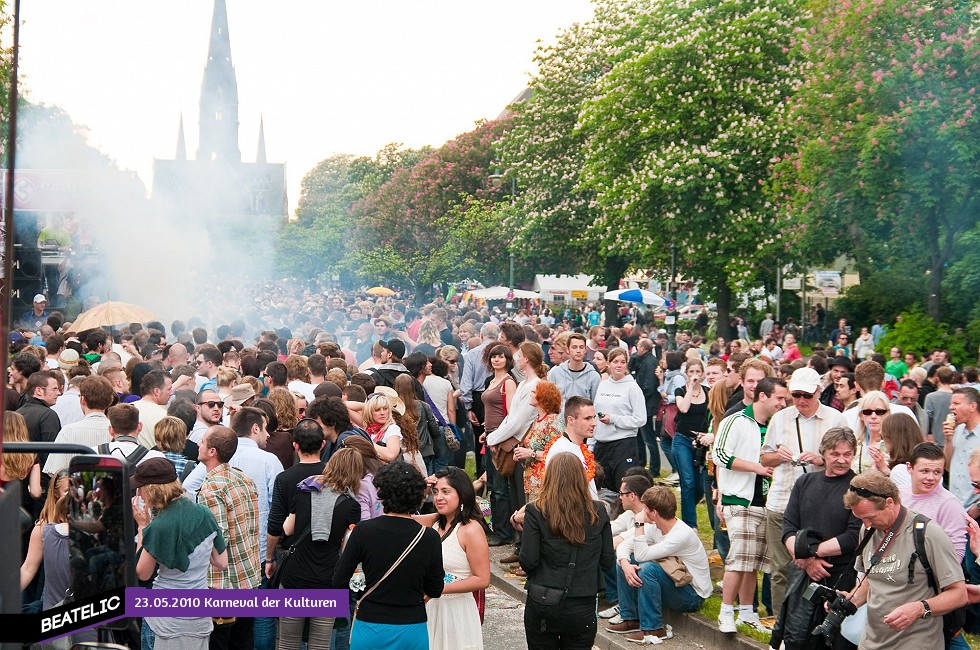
[716,279,733,340]
[601,255,629,327]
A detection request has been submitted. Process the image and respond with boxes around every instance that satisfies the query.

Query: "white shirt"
[762,404,846,513]
[42,412,112,475]
[616,519,713,599]
[545,435,598,499]
[51,390,84,428]
[134,399,168,449]
[286,380,316,404]
[423,374,454,422]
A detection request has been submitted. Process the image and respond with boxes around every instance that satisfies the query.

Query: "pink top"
[899,484,967,561]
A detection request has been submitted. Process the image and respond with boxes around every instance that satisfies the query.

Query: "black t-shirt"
[281,490,360,589]
[333,516,444,624]
[674,387,709,435]
[267,460,326,543]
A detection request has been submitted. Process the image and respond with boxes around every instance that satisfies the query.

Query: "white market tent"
[469,286,540,300]
[532,274,606,303]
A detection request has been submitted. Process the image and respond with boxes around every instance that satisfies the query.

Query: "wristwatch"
[633,521,643,528]
[920,600,932,619]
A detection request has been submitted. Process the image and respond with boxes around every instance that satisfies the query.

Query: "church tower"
[196,0,241,162]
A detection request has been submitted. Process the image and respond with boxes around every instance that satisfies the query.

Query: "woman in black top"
[673,358,711,530]
[334,461,444,650]
[519,452,615,650]
[279,447,362,650]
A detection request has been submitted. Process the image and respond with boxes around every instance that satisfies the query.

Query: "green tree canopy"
[771,0,980,321]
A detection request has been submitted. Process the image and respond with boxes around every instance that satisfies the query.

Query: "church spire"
[176,114,187,161]
[256,116,267,164]
[196,0,241,162]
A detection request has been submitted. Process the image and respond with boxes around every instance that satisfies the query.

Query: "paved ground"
[484,545,728,650]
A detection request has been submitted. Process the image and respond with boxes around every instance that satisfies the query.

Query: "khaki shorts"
[723,504,770,573]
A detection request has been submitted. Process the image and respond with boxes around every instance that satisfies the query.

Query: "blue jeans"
[704,470,730,559]
[671,435,704,529]
[659,436,675,475]
[603,563,619,604]
[637,417,660,474]
[253,574,276,650]
[141,619,155,650]
[617,561,703,631]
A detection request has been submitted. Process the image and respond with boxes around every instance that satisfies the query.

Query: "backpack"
[910,514,967,649]
[98,442,149,466]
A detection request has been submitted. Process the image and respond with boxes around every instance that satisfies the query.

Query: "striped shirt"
[42,412,111,475]
[198,463,261,590]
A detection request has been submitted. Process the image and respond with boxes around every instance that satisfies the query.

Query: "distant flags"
[446,285,457,302]
[663,297,677,312]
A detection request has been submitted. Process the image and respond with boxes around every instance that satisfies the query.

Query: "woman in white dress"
[417,466,490,649]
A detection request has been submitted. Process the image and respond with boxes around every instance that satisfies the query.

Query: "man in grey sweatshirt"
[548,333,601,404]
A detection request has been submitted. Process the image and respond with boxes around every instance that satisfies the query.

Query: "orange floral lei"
[540,435,596,482]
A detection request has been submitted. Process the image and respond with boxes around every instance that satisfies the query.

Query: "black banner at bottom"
[0,587,126,643]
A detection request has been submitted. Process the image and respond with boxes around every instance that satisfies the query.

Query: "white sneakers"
[737,611,769,633]
[598,604,620,619]
[718,612,737,634]
[608,614,623,625]
[718,610,767,634]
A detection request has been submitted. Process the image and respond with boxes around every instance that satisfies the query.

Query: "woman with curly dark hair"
[334,461,444,649]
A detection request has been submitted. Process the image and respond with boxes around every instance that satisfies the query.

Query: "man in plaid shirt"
[198,425,261,650]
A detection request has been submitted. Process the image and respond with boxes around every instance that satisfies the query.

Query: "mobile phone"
[597,412,605,418]
[66,454,137,624]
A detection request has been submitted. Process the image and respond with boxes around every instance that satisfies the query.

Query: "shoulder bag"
[490,378,519,477]
[526,544,579,607]
[351,524,427,640]
[424,390,460,452]
[268,522,312,589]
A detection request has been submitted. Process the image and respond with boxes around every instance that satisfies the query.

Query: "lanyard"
[867,506,907,571]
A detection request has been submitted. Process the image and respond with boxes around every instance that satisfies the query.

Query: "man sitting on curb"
[607,486,712,645]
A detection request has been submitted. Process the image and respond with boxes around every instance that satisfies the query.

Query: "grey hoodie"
[547,361,601,402]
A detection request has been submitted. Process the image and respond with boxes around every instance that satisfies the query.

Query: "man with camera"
[761,368,846,615]
[772,427,862,649]
[842,470,967,649]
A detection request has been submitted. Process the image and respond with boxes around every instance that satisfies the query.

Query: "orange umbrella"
[366,286,396,296]
[70,301,160,332]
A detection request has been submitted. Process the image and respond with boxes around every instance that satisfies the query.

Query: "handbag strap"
[562,544,580,594]
[423,389,449,426]
[286,523,313,554]
[355,524,426,611]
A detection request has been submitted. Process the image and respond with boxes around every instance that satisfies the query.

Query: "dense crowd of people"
[4,284,980,649]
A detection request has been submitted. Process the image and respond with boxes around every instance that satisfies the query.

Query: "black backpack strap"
[97,442,110,455]
[911,513,939,594]
[178,460,198,482]
[127,445,149,466]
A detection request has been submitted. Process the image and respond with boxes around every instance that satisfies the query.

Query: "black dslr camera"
[802,583,857,645]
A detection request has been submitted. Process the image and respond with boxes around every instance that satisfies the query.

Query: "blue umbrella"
[603,289,666,306]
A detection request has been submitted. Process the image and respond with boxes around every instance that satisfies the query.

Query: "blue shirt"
[950,422,980,506]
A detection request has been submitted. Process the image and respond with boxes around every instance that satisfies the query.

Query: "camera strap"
[866,506,907,571]
[794,417,807,474]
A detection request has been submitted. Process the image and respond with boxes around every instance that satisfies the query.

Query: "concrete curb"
[488,545,768,650]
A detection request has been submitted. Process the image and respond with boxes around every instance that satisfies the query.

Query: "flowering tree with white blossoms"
[576,0,806,335]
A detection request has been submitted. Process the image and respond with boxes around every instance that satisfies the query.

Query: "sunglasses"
[791,391,815,400]
[198,400,225,409]
[861,408,888,416]
[618,491,633,496]
[972,481,980,490]
[848,484,890,499]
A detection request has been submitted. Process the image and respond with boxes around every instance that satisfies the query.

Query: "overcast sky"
[14,0,595,215]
